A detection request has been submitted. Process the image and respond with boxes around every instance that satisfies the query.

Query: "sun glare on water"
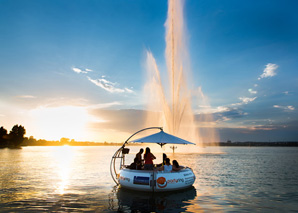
[30,106,92,141]
[49,146,75,194]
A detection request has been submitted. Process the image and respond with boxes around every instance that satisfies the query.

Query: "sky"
[0,0,298,142]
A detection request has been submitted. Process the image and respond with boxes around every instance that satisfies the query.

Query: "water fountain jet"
[145,0,219,145]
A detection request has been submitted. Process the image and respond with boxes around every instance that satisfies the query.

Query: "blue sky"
[0,0,297,142]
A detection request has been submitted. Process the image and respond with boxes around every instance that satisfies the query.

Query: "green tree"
[9,125,26,147]
[0,126,8,147]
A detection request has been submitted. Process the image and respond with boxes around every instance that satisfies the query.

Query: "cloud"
[88,101,122,109]
[196,106,230,114]
[16,95,36,99]
[35,97,90,108]
[258,63,278,80]
[196,96,257,123]
[71,67,134,94]
[88,109,146,133]
[273,105,295,111]
[211,106,230,113]
[87,76,134,94]
[248,88,257,94]
[214,108,247,121]
[231,97,257,106]
[195,106,247,124]
[72,67,93,74]
[240,97,257,104]
[217,119,298,142]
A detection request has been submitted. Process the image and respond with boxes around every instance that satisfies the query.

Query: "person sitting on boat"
[135,148,144,167]
[158,158,172,172]
[172,160,182,171]
[162,153,167,165]
[129,157,140,170]
[144,147,156,170]
[156,153,167,167]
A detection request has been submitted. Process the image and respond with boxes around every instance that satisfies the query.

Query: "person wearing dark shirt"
[135,148,144,167]
[129,158,138,170]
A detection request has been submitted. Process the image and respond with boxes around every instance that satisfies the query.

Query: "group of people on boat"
[128,147,181,172]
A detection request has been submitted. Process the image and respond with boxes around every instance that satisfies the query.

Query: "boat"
[110,127,196,192]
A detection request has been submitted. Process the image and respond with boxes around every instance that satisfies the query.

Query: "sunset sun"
[30,106,91,141]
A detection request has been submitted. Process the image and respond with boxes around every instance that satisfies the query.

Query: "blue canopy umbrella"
[130,130,195,147]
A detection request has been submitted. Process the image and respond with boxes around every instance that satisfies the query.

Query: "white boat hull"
[118,167,195,192]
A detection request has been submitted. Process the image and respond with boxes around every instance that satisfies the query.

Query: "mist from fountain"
[145,0,219,145]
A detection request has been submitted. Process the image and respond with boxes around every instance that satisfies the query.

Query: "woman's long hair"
[144,147,151,158]
[163,153,167,164]
[165,158,170,165]
[173,160,179,168]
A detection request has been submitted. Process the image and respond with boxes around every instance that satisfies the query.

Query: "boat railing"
[110,127,163,185]
[120,165,189,173]
[110,145,125,184]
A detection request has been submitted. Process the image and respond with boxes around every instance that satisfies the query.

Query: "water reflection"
[0,149,24,202]
[116,187,197,212]
[1,147,297,212]
[49,146,75,195]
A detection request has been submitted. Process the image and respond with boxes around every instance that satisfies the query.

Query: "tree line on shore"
[2,124,297,148]
[23,137,123,146]
[0,124,124,148]
[0,125,26,148]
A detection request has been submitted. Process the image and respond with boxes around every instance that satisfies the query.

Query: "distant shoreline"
[1,141,298,148]
[208,141,298,147]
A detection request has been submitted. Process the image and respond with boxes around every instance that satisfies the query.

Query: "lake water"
[1,146,298,212]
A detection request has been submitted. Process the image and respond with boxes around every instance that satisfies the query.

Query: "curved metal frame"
[110,127,163,184]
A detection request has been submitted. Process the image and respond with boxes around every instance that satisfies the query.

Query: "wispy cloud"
[258,63,278,80]
[71,66,134,94]
[248,88,257,94]
[88,101,122,109]
[72,67,93,74]
[87,109,146,134]
[273,105,295,111]
[246,125,276,131]
[196,96,256,123]
[240,97,257,104]
[231,97,257,106]
[87,76,134,94]
[196,107,247,124]
[16,95,36,99]
[196,106,230,114]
